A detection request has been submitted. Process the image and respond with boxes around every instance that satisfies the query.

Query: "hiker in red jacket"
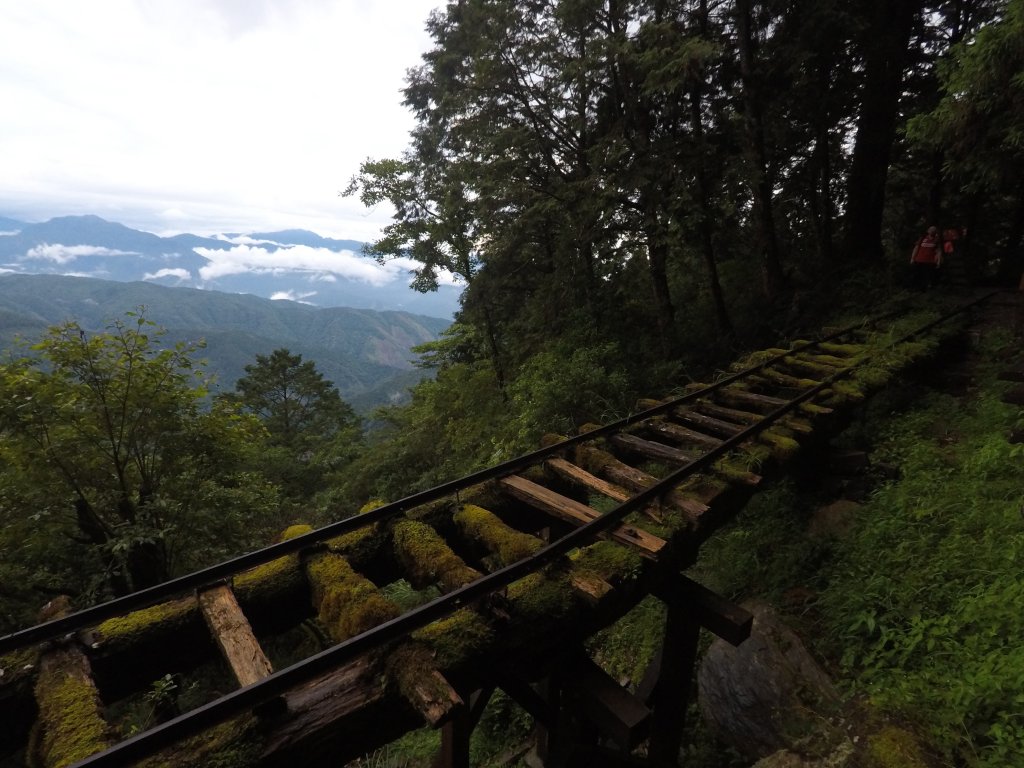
[910,225,942,290]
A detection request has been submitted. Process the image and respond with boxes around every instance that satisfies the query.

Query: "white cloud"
[143,267,191,281]
[270,289,317,304]
[25,243,137,264]
[389,256,464,287]
[194,243,411,285]
[0,230,20,236]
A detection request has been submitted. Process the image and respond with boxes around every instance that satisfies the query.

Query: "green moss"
[391,520,480,592]
[411,608,495,669]
[865,726,929,768]
[280,524,313,540]
[96,597,197,648]
[384,643,462,721]
[139,715,261,768]
[33,661,111,767]
[799,401,834,416]
[823,380,864,405]
[306,551,400,641]
[506,571,576,623]
[569,541,643,584]
[817,342,866,357]
[712,458,760,485]
[0,646,40,688]
[454,504,543,566]
[796,352,849,368]
[233,551,305,604]
[324,523,386,568]
[758,428,801,461]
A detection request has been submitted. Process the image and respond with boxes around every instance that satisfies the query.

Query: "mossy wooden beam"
[695,402,761,425]
[305,549,400,641]
[749,368,821,390]
[303,544,463,727]
[391,519,481,592]
[30,597,113,768]
[453,503,544,566]
[674,408,744,437]
[0,646,39,755]
[611,432,697,464]
[643,415,724,450]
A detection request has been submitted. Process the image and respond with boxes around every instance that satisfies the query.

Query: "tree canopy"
[0,313,279,625]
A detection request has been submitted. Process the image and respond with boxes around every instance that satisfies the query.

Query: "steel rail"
[0,314,881,656]
[65,292,995,768]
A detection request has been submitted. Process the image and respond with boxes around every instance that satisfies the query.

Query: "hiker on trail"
[910,225,942,290]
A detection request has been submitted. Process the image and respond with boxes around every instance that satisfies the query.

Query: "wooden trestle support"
[0,300,989,768]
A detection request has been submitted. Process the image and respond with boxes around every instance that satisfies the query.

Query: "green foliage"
[589,595,666,687]
[819,386,1024,765]
[505,341,634,444]
[0,312,281,627]
[224,348,363,512]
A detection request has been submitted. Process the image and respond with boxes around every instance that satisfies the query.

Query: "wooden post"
[645,599,701,766]
[434,686,493,768]
[644,576,753,766]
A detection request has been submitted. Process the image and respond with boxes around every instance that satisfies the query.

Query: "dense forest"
[2,0,1023,766]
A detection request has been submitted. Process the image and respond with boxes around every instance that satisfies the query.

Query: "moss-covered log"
[30,598,113,768]
[391,519,482,592]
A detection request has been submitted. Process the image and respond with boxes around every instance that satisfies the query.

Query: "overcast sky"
[0,0,442,240]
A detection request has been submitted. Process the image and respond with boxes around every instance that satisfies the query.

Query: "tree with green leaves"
[909,0,1023,276]
[0,312,279,617]
[226,349,363,508]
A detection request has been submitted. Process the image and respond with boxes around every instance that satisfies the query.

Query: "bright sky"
[0,0,441,240]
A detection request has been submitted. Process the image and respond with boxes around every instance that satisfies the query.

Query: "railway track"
[0,293,997,768]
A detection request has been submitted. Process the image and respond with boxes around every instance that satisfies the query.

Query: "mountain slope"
[0,274,447,409]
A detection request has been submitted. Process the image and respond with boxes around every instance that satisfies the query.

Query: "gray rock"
[697,600,841,760]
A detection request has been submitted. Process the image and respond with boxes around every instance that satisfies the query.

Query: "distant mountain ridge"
[0,214,461,318]
[0,274,449,412]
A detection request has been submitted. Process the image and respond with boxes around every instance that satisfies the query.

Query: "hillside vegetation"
[0,274,449,408]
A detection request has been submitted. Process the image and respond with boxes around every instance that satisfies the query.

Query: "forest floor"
[686,286,1024,767]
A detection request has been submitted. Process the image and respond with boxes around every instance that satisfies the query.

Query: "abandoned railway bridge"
[0,290,1010,768]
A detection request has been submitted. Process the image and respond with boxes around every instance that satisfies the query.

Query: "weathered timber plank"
[565,653,650,750]
[643,419,723,449]
[574,445,708,520]
[716,389,788,412]
[692,401,760,425]
[656,575,753,647]
[499,475,666,559]
[610,433,697,464]
[750,369,820,389]
[673,409,744,437]
[776,357,840,379]
[258,655,420,767]
[546,457,633,503]
[198,585,274,688]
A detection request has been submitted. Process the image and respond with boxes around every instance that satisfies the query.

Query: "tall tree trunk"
[842,0,918,261]
[736,0,786,298]
[643,198,679,355]
[688,0,734,341]
[689,88,735,341]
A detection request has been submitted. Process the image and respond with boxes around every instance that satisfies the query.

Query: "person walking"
[910,225,942,290]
